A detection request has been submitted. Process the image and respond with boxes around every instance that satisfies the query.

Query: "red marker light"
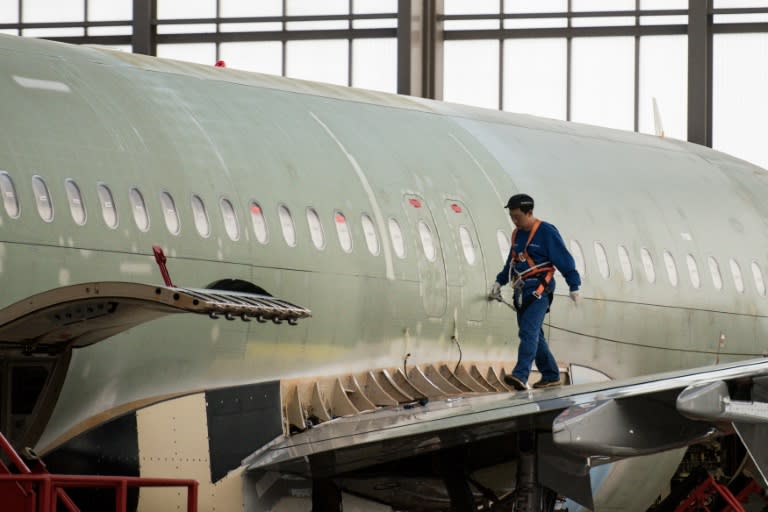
[335,213,346,223]
[251,204,261,214]
[214,60,226,68]
[409,198,421,208]
[451,203,462,213]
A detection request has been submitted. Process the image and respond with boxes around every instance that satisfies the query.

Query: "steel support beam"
[132,0,156,56]
[687,0,713,147]
[397,0,443,99]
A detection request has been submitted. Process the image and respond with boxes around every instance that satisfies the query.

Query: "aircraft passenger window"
[569,240,586,276]
[97,184,117,229]
[418,221,436,262]
[250,202,268,244]
[191,195,210,238]
[730,258,744,293]
[640,248,655,283]
[306,208,325,249]
[361,214,380,255]
[617,245,632,281]
[31,176,53,222]
[497,230,510,263]
[707,256,723,290]
[459,226,476,265]
[278,205,296,247]
[160,191,180,235]
[0,172,19,219]
[751,261,766,296]
[220,198,240,241]
[129,188,149,232]
[594,242,610,278]
[389,218,406,259]
[686,254,701,289]
[335,211,353,253]
[663,250,678,286]
[64,180,86,226]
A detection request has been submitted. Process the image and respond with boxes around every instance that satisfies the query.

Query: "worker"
[489,194,581,390]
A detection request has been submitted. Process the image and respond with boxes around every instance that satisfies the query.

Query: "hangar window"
[160,191,180,235]
[65,180,86,226]
[220,198,240,241]
[594,242,610,278]
[389,218,405,259]
[617,244,632,281]
[191,195,210,238]
[250,202,268,244]
[707,256,723,290]
[0,172,19,219]
[306,208,325,249]
[686,254,701,289]
[418,221,436,262]
[278,204,296,247]
[730,258,745,293]
[497,229,510,262]
[459,226,476,265]
[361,214,380,255]
[640,248,655,283]
[663,250,678,286]
[32,176,53,223]
[570,240,586,276]
[751,261,766,297]
[335,211,353,253]
[97,184,117,229]
[129,187,149,232]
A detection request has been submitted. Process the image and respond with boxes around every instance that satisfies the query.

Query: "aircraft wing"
[245,358,768,507]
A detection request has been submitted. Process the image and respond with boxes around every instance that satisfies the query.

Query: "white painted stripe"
[310,112,395,280]
[12,75,71,93]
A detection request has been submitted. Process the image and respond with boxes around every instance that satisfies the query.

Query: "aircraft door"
[442,199,487,321]
[403,195,447,318]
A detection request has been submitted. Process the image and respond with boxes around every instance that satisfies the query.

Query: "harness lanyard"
[509,220,555,299]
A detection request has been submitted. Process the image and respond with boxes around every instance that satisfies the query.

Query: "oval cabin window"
[97,184,118,229]
[65,180,86,226]
[0,172,19,219]
[730,258,744,293]
[640,248,655,283]
[459,226,476,265]
[160,191,180,235]
[220,198,240,241]
[570,240,586,276]
[389,218,405,259]
[708,256,723,290]
[617,245,632,281]
[335,211,352,253]
[751,261,766,296]
[278,205,296,247]
[250,202,268,244]
[361,214,379,255]
[418,221,436,262]
[129,188,149,232]
[191,195,210,238]
[32,175,53,222]
[594,242,610,279]
[686,254,701,289]
[663,250,678,287]
[306,208,325,249]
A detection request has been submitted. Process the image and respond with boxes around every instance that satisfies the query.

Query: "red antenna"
[214,60,226,68]
[152,245,174,287]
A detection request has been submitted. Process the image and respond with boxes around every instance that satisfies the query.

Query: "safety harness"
[509,220,556,301]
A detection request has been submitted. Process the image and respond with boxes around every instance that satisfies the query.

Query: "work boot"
[504,374,528,391]
[532,378,562,389]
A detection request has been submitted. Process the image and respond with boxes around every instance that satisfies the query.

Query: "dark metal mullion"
[444,25,686,39]
[633,0,640,133]
[0,19,131,29]
[281,0,287,77]
[348,0,353,88]
[566,0,572,122]
[155,28,395,45]
[156,13,396,25]
[84,0,88,35]
[498,0,503,111]
[441,9,688,21]
[215,0,220,62]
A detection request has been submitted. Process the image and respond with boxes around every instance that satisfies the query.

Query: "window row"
[497,230,766,297]
[0,172,482,266]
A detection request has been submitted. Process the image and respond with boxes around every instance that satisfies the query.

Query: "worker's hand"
[488,282,502,301]
[569,290,582,306]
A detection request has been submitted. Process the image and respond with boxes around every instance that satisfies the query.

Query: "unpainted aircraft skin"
[0,34,766,511]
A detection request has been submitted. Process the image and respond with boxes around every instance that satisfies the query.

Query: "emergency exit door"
[442,199,487,321]
[403,194,447,318]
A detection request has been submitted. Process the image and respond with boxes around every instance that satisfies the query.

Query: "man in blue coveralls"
[489,194,582,391]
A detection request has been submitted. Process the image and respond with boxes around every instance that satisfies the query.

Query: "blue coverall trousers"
[511,281,560,383]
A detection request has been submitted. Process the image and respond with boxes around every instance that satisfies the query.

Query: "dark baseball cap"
[504,193,534,210]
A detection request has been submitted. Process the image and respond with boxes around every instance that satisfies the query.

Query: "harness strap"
[510,220,554,297]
